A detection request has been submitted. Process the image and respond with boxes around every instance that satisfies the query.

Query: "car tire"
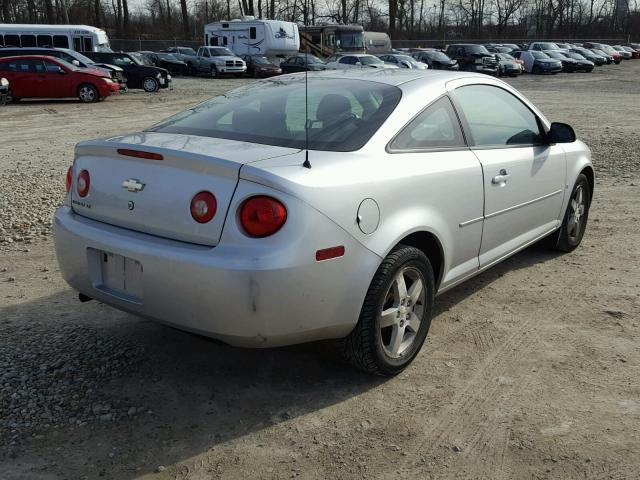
[210,65,219,79]
[142,77,159,92]
[544,173,591,252]
[532,65,541,74]
[338,245,435,376]
[77,84,99,103]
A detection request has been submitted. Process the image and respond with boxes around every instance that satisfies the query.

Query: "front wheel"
[544,174,591,252]
[210,65,219,79]
[142,77,159,92]
[532,65,541,74]
[338,245,435,376]
[77,84,99,103]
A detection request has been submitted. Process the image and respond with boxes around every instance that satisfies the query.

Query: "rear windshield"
[149,77,402,152]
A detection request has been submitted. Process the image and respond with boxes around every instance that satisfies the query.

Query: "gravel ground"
[0,64,639,479]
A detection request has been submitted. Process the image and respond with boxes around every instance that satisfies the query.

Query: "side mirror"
[57,67,66,74]
[548,122,576,143]
[355,61,361,66]
[72,60,80,66]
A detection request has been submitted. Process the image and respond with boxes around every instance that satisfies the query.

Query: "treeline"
[1,0,638,40]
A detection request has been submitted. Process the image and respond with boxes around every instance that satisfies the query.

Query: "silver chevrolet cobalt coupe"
[54,70,593,375]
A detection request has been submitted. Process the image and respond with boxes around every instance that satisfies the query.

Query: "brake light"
[65,166,73,192]
[239,196,287,237]
[117,149,163,161]
[190,191,217,223]
[77,170,90,198]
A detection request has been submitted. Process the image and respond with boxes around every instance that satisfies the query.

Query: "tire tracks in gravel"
[397,314,545,478]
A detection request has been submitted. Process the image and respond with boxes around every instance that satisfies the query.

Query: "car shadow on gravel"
[0,243,563,478]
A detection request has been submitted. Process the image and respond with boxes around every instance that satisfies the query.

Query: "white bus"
[204,17,299,59]
[0,24,111,53]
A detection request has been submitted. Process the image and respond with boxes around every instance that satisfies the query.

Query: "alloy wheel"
[379,267,426,358]
[567,185,586,241]
[79,86,96,102]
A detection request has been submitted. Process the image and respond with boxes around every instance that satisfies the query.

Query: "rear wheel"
[142,77,159,92]
[338,245,435,376]
[77,84,98,103]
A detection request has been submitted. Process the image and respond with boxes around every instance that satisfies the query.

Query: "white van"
[204,17,299,58]
[0,24,111,53]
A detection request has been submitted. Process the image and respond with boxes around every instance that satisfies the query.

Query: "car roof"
[0,54,60,61]
[282,68,488,87]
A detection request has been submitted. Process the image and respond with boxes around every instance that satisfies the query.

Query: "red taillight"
[65,166,73,192]
[190,191,217,223]
[240,196,287,237]
[77,170,90,198]
[117,149,163,161]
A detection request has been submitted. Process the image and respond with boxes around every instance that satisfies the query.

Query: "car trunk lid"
[71,132,299,246]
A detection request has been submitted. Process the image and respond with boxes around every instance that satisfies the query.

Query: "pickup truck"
[186,46,246,78]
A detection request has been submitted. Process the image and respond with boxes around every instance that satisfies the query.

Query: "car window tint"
[390,96,465,150]
[43,59,62,72]
[455,85,543,147]
[150,78,401,152]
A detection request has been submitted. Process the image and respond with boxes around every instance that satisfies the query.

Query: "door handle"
[492,169,510,185]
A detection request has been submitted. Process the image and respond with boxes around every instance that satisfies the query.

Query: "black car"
[240,55,282,77]
[545,50,581,72]
[0,47,127,90]
[569,48,606,66]
[280,54,326,73]
[444,44,498,75]
[0,77,10,105]
[411,50,459,70]
[85,51,171,92]
[562,52,595,72]
[138,51,188,75]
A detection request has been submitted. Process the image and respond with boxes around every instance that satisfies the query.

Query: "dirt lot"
[1,64,639,480]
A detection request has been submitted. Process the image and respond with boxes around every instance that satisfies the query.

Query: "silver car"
[54,70,593,376]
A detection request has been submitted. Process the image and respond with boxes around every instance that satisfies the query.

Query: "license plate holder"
[91,249,143,302]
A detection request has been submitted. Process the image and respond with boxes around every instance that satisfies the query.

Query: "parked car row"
[0,44,175,103]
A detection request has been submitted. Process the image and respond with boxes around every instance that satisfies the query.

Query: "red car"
[0,55,119,103]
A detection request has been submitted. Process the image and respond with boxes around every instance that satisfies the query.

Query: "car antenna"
[302,19,312,169]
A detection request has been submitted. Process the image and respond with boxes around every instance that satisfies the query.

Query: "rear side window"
[150,77,402,152]
[454,85,543,147]
[390,96,465,151]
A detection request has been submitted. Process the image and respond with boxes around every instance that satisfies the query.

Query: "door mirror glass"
[548,122,576,143]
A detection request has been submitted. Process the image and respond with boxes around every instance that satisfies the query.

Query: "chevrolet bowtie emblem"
[122,179,145,192]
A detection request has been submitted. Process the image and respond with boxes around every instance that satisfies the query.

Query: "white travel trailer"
[204,17,299,58]
[0,24,111,52]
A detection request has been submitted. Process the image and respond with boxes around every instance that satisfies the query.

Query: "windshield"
[180,48,196,55]
[68,51,95,65]
[566,52,585,60]
[209,47,234,57]
[497,53,515,61]
[360,56,384,65]
[539,43,560,50]
[251,56,271,65]
[131,53,152,65]
[466,45,491,54]
[149,77,402,152]
[336,31,365,49]
[426,51,450,61]
[546,52,565,59]
[394,55,416,64]
[531,51,550,59]
[305,55,324,64]
[56,58,79,71]
[97,42,112,52]
[158,53,178,61]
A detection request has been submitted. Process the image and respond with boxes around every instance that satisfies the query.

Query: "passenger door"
[386,96,484,289]
[451,83,566,268]
[0,58,40,97]
[42,59,71,97]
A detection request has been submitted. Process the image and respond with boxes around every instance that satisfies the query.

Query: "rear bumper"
[53,196,380,347]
